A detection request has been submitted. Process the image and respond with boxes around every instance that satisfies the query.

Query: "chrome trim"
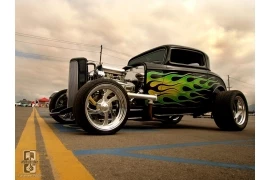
[102,65,126,75]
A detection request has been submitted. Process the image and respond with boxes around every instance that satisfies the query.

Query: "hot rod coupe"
[49,45,248,135]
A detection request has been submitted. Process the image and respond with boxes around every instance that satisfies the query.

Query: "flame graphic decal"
[146,71,220,105]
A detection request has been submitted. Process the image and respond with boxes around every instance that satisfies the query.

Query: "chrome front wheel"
[73,79,130,135]
[49,89,74,123]
[85,85,128,131]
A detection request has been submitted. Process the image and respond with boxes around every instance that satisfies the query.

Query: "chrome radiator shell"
[67,60,79,107]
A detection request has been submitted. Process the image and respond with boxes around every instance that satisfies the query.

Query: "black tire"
[73,79,130,135]
[212,90,248,131]
[162,115,183,124]
[49,89,70,123]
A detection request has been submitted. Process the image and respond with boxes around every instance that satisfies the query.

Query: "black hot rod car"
[49,45,248,135]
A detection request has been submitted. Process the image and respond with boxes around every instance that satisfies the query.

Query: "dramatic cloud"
[15,0,255,105]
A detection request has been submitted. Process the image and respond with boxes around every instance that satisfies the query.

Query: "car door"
[160,48,211,108]
[128,48,168,104]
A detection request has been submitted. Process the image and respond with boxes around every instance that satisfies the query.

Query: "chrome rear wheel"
[213,90,248,131]
[233,96,247,126]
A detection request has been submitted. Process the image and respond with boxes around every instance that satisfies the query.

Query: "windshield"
[128,49,166,66]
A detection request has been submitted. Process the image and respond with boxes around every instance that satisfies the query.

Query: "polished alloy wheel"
[233,96,247,126]
[85,84,128,131]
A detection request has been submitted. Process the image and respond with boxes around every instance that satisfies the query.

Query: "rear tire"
[49,89,73,123]
[73,79,130,135]
[213,90,248,131]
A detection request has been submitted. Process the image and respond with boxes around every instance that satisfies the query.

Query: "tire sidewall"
[49,89,69,123]
[49,89,67,112]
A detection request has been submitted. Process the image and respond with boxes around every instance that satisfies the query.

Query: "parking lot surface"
[15,107,255,180]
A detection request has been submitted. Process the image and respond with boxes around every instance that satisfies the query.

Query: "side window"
[129,49,166,66]
[170,49,205,66]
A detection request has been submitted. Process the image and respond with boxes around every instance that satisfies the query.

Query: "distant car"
[19,102,32,107]
[15,102,21,106]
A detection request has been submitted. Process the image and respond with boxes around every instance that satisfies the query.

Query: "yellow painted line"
[35,108,95,180]
[15,108,41,180]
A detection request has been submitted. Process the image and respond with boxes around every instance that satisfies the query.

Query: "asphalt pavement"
[15,107,255,180]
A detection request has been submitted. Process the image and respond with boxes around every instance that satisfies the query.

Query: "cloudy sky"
[15,0,255,105]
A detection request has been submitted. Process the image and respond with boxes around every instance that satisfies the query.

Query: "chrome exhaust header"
[127,92,157,103]
[127,93,157,121]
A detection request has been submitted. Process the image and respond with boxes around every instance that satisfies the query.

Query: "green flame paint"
[146,71,220,105]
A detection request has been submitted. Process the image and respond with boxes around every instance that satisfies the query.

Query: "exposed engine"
[102,65,126,81]
[93,65,145,94]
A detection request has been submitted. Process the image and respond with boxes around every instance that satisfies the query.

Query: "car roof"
[128,44,210,69]
[129,44,208,60]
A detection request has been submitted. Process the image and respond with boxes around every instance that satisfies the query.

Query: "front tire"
[49,89,74,123]
[73,79,130,135]
[212,90,248,131]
